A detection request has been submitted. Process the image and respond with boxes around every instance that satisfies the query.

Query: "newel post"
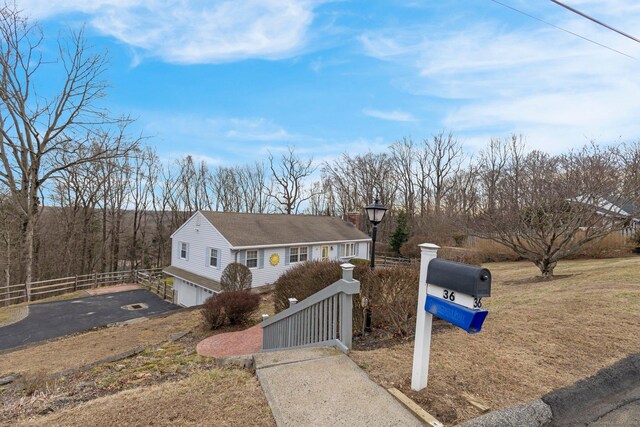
[340,263,355,349]
[411,243,439,391]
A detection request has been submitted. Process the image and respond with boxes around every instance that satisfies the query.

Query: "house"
[163,211,372,307]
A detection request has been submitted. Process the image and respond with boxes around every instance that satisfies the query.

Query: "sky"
[21,0,640,166]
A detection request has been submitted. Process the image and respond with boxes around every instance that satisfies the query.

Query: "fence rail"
[375,255,418,268]
[262,263,360,353]
[0,267,169,307]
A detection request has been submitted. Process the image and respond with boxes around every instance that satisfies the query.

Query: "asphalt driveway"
[0,290,179,351]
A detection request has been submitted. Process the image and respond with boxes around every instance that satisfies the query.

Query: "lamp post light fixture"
[364,197,387,333]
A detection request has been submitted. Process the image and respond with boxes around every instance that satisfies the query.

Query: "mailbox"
[426,258,491,298]
[424,295,488,334]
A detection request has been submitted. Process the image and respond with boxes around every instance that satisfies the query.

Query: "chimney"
[343,212,361,230]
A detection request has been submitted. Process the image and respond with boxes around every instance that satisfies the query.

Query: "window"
[289,246,308,263]
[209,248,218,268]
[342,243,356,258]
[180,242,188,259]
[246,250,258,268]
[321,245,329,260]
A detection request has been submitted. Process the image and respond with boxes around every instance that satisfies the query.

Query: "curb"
[457,352,640,427]
[456,399,552,427]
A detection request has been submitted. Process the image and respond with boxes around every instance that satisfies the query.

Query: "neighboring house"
[163,211,372,307]
[575,195,640,238]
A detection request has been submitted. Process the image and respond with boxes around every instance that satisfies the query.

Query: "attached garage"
[164,266,221,307]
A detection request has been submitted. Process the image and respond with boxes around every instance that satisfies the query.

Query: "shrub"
[367,265,420,336]
[221,263,252,291]
[566,233,633,259]
[469,239,521,263]
[438,247,483,266]
[201,291,260,329]
[273,260,422,336]
[273,261,369,313]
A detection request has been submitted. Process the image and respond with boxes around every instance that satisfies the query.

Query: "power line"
[550,0,640,45]
[488,0,635,59]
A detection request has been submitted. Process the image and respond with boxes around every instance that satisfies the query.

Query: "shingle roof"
[199,211,371,247]
[163,265,222,292]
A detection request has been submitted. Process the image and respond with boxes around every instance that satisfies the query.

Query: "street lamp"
[364,197,387,333]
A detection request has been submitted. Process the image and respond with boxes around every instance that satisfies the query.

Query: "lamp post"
[364,197,387,333]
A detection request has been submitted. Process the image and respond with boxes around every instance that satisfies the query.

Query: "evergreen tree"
[390,211,410,255]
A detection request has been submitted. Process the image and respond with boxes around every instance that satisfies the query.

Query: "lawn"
[350,256,640,426]
[0,306,275,426]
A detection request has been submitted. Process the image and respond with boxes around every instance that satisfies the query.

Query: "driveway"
[0,290,179,351]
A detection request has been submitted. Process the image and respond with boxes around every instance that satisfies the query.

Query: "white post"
[411,243,440,391]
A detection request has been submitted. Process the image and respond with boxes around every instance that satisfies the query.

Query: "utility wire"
[550,0,640,45]
[488,0,635,59]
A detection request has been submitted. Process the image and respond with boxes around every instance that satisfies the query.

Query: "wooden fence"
[375,255,418,268]
[0,267,169,307]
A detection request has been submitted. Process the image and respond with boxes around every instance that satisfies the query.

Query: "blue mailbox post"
[412,245,492,391]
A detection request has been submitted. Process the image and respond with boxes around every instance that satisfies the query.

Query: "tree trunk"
[536,258,557,278]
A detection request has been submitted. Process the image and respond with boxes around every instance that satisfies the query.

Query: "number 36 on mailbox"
[425,258,491,334]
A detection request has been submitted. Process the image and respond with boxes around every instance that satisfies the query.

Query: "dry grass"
[0,310,203,377]
[14,368,274,427]
[350,256,640,426]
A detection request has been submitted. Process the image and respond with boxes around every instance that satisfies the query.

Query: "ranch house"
[163,211,371,307]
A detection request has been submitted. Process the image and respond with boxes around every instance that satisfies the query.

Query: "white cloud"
[359,4,640,151]
[362,108,416,122]
[22,0,321,64]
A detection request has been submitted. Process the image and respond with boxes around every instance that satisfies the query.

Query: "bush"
[273,261,369,313]
[438,247,483,266]
[566,233,633,259]
[469,239,521,263]
[367,265,420,336]
[221,263,252,291]
[201,291,260,330]
[273,260,421,336]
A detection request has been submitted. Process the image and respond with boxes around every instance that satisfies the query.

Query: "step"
[254,346,423,427]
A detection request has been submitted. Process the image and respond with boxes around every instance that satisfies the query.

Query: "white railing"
[262,263,360,353]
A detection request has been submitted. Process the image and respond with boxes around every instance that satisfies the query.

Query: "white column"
[411,243,440,391]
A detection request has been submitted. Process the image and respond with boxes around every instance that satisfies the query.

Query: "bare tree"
[0,8,136,294]
[390,138,417,216]
[268,146,316,214]
[424,131,464,214]
[474,144,632,277]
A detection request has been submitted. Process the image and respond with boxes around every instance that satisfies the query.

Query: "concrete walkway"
[254,347,422,427]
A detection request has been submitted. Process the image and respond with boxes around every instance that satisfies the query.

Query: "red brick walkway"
[196,324,262,358]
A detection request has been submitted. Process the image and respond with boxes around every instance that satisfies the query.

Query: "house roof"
[163,265,222,292]
[199,211,371,248]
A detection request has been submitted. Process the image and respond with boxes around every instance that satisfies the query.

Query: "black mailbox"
[426,259,491,297]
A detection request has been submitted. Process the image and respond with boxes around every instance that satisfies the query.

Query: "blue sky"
[23,0,640,166]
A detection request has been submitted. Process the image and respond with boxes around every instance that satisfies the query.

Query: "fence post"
[163,281,167,299]
[74,275,78,292]
[339,263,355,350]
[26,282,31,303]
[93,272,98,288]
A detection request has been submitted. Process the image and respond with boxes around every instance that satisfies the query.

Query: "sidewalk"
[254,347,423,427]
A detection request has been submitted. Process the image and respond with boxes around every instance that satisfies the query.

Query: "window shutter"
[285,247,290,265]
[185,243,190,261]
[217,249,222,270]
[258,249,264,269]
[239,251,246,265]
[307,246,311,261]
[337,244,343,258]
[205,247,210,268]
[355,243,359,257]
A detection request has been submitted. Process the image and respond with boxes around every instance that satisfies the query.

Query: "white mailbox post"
[411,243,491,391]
